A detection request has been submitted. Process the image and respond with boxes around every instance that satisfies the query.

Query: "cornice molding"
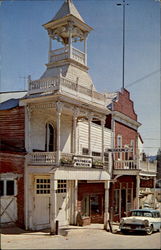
[113,111,141,130]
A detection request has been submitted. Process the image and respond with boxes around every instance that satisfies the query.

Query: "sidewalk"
[0,222,120,236]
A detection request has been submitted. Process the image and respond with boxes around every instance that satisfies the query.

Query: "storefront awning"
[49,167,111,180]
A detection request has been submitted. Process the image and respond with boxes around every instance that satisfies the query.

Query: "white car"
[119,208,161,235]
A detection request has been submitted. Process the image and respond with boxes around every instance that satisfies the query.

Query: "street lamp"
[117,0,129,90]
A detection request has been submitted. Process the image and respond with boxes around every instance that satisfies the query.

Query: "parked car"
[119,208,161,235]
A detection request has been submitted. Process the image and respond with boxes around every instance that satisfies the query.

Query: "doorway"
[121,189,126,217]
[82,194,104,223]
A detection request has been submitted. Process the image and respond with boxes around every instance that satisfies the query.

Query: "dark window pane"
[0,180,4,196]
[6,180,14,196]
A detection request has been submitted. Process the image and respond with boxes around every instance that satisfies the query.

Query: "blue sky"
[0,0,160,155]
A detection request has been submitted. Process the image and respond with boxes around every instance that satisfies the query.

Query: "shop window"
[114,189,119,214]
[82,195,90,217]
[90,195,100,215]
[56,180,67,193]
[0,180,15,196]
[36,178,50,195]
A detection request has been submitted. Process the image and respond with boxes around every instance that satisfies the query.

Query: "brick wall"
[114,89,137,121]
[115,121,138,154]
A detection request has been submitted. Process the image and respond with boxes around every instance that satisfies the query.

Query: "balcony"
[28,75,107,106]
[140,161,157,174]
[49,46,86,65]
[114,160,138,170]
[27,152,108,169]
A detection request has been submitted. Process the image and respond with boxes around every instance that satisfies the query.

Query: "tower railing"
[49,46,86,65]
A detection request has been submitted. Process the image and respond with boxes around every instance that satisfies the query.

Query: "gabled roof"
[52,0,84,23]
[0,98,19,110]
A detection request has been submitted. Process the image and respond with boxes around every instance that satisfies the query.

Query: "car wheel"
[146,225,153,235]
[121,229,128,234]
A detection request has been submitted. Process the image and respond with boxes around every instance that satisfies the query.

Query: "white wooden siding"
[30,112,72,153]
[77,121,112,154]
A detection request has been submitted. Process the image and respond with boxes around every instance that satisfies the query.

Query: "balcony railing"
[114,160,138,170]
[49,46,85,65]
[140,161,157,173]
[28,76,107,106]
[27,152,108,169]
[28,152,56,165]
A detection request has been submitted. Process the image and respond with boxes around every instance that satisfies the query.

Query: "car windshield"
[131,211,152,217]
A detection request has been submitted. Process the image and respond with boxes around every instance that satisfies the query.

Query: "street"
[1,224,161,249]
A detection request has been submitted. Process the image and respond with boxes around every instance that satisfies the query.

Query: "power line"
[114,68,160,92]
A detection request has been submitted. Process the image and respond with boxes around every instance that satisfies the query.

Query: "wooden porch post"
[101,118,106,163]
[74,180,78,225]
[104,181,110,230]
[136,174,140,209]
[50,174,57,234]
[73,108,79,155]
[56,101,63,165]
[88,113,93,156]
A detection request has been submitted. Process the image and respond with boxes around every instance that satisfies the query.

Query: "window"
[92,152,101,157]
[0,180,15,196]
[6,180,14,195]
[82,195,90,217]
[104,153,109,165]
[45,123,56,152]
[82,148,89,155]
[0,180,4,196]
[56,180,67,193]
[36,178,50,195]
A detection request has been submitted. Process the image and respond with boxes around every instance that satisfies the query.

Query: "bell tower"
[41,0,94,90]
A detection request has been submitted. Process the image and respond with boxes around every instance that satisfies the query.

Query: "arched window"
[45,123,56,152]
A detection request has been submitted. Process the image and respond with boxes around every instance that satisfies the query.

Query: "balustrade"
[28,75,106,106]
[49,46,85,65]
[28,152,108,169]
[114,160,137,170]
[28,152,56,165]
[72,47,85,64]
[29,77,60,94]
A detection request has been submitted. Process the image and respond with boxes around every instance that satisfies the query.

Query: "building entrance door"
[121,189,126,217]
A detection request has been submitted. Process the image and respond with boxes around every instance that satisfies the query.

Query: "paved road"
[1,224,161,249]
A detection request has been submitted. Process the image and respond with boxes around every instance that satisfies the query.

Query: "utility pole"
[117,0,129,90]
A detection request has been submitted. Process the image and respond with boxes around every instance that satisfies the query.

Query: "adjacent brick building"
[106,88,141,222]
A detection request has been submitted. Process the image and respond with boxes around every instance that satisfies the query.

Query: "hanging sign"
[106,148,133,152]
[73,156,92,168]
